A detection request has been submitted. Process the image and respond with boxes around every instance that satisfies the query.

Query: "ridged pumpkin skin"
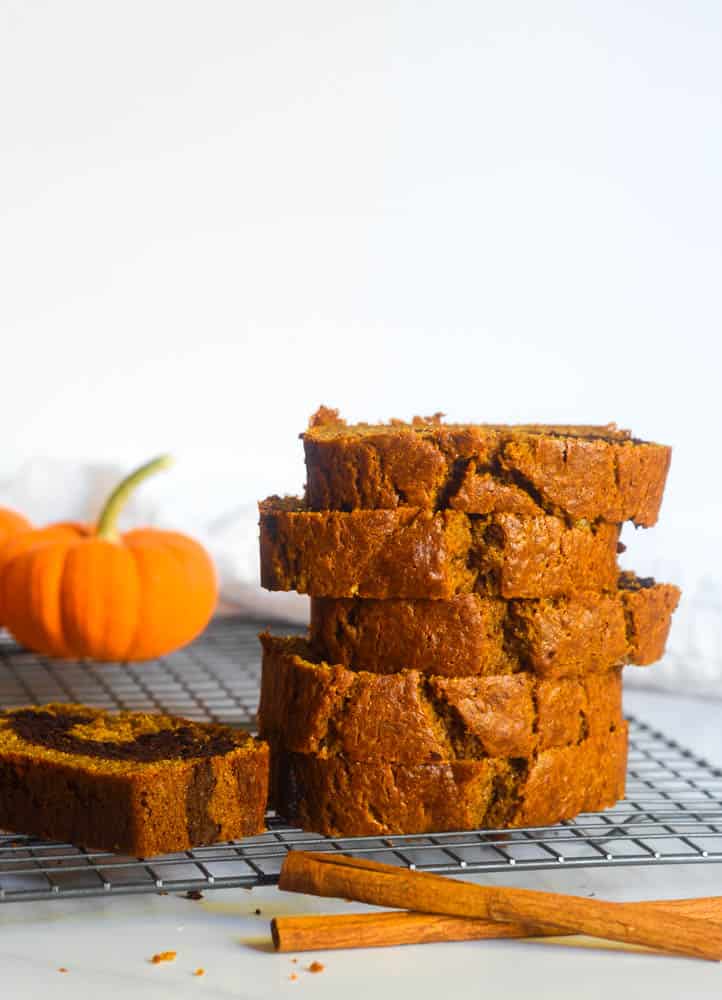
[0,527,218,661]
[0,507,33,625]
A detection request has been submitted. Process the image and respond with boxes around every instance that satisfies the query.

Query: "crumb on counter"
[254,907,262,915]
[151,950,177,964]
[308,961,325,973]
[58,968,68,974]
[186,890,204,900]
[193,968,205,977]
[289,973,298,982]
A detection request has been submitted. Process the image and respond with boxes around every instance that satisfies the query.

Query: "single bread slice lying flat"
[303,408,671,527]
[259,497,620,600]
[271,725,628,837]
[309,574,680,677]
[0,704,269,855]
[259,634,623,764]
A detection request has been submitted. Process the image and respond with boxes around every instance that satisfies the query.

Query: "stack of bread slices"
[258,408,680,837]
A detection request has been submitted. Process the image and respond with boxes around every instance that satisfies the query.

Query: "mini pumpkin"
[0,456,218,661]
[0,507,32,546]
[0,506,33,624]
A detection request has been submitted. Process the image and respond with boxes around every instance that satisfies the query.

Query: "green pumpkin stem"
[96,455,173,541]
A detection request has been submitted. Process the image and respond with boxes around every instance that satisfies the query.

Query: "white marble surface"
[3,688,722,999]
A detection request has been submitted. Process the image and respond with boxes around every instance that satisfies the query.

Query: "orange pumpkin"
[0,507,32,546]
[0,456,218,661]
[0,506,33,624]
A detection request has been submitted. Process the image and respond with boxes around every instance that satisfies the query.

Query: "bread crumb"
[151,951,177,964]
[289,973,298,981]
[58,968,68,974]
[254,907,262,915]
[185,890,204,900]
[308,961,325,973]
[193,968,205,977]
[291,957,298,963]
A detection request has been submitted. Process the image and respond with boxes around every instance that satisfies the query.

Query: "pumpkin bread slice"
[0,704,268,856]
[259,497,620,600]
[259,633,623,764]
[303,408,671,527]
[309,574,680,677]
[270,724,628,837]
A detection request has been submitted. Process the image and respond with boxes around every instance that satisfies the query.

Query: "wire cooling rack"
[1,617,722,904]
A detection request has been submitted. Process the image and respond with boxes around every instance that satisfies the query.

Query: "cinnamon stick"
[272,910,550,951]
[272,898,722,953]
[278,852,722,961]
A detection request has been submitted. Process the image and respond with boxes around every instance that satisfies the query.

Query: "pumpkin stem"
[96,455,174,541]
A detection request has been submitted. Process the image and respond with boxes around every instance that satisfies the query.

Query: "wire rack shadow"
[1,617,722,904]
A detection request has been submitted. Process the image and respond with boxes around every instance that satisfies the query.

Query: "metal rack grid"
[1,617,722,904]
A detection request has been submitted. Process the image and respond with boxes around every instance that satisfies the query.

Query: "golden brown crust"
[303,411,671,527]
[259,634,622,764]
[271,725,628,837]
[0,703,269,855]
[310,576,679,677]
[259,498,620,599]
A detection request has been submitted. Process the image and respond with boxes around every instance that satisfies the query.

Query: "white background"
[1,2,721,678]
